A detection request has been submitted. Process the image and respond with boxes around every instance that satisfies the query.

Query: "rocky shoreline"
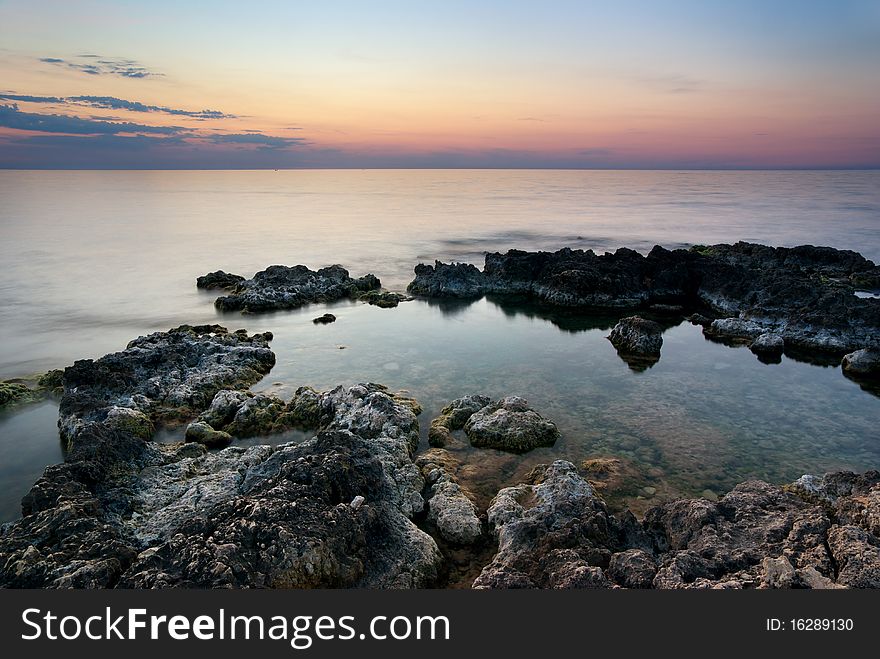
[408,242,880,381]
[1,241,878,589]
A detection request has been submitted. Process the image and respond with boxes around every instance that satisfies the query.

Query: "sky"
[0,0,879,169]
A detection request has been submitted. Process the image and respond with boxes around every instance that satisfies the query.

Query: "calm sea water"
[0,170,878,521]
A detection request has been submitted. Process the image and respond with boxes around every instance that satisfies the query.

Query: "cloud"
[0,103,184,135]
[208,133,307,150]
[0,93,234,119]
[69,96,234,119]
[39,55,161,79]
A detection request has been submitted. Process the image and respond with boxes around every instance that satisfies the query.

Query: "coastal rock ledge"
[198,264,381,313]
[407,242,880,357]
[0,326,441,588]
[474,461,880,589]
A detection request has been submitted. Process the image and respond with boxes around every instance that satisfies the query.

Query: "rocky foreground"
[1,323,878,588]
[407,242,880,378]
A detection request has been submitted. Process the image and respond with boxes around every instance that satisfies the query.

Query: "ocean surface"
[1,169,878,522]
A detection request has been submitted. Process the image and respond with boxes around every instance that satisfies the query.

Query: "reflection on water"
[0,170,878,523]
[0,401,64,522]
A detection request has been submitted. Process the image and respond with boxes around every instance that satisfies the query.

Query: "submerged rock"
[607,316,663,370]
[184,420,233,448]
[359,291,410,308]
[196,270,245,291]
[464,396,559,453]
[428,394,493,447]
[0,381,37,407]
[408,243,880,358]
[205,264,380,313]
[841,348,880,379]
[313,313,337,324]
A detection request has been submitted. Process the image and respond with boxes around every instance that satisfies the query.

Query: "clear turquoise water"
[0,170,878,522]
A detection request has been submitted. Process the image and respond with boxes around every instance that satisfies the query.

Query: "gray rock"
[428,394,493,447]
[209,264,380,313]
[705,317,765,342]
[464,396,559,453]
[416,450,482,546]
[608,549,657,588]
[607,316,663,370]
[750,332,785,359]
[473,461,641,588]
[841,348,880,378]
[313,313,337,324]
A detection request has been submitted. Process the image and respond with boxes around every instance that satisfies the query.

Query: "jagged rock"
[206,264,380,313]
[408,243,880,357]
[705,317,764,342]
[184,420,233,448]
[750,332,785,361]
[827,526,880,588]
[196,270,245,291]
[607,316,663,370]
[313,313,336,324]
[464,396,559,453]
[841,348,880,378]
[416,450,482,546]
[0,323,444,589]
[473,461,644,588]
[428,394,493,447]
[359,291,410,308]
[608,549,657,588]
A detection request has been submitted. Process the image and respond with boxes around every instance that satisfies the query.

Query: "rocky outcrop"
[359,291,410,308]
[408,243,880,358]
[607,316,663,370]
[474,462,880,589]
[0,369,65,409]
[464,396,559,453]
[0,326,443,588]
[750,332,785,361]
[417,450,483,546]
[313,313,336,324]
[196,270,245,291]
[841,348,880,379]
[203,264,381,313]
[428,394,493,447]
[473,461,646,588]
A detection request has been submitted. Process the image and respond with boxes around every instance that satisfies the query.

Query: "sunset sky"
[1,0,879,169]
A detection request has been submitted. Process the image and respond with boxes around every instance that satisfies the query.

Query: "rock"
[184,420,233,448]
[687,313,713,326]
[827,526,880,588]
[428,394,493,447]
[750,332,785,361]
[607,316,663,370]
[608,549,657,588]
[208,264,380,313]
[0,324,445,589]
[0,381,38,408]
[417,450,483,546]
[408,243,880,358]
[313,313,336,324]
[704,317,765,343]
[841,348,880,378]
[473,461,644,588]
[762,556,797,588]
[407,261,488,298]
[196,270,245,291]
[464,396,559,453]
[359,291,410,308]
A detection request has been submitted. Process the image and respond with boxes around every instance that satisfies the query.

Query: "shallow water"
[0,169,878,522]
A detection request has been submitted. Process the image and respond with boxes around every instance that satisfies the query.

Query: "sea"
[1,169,878,522]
